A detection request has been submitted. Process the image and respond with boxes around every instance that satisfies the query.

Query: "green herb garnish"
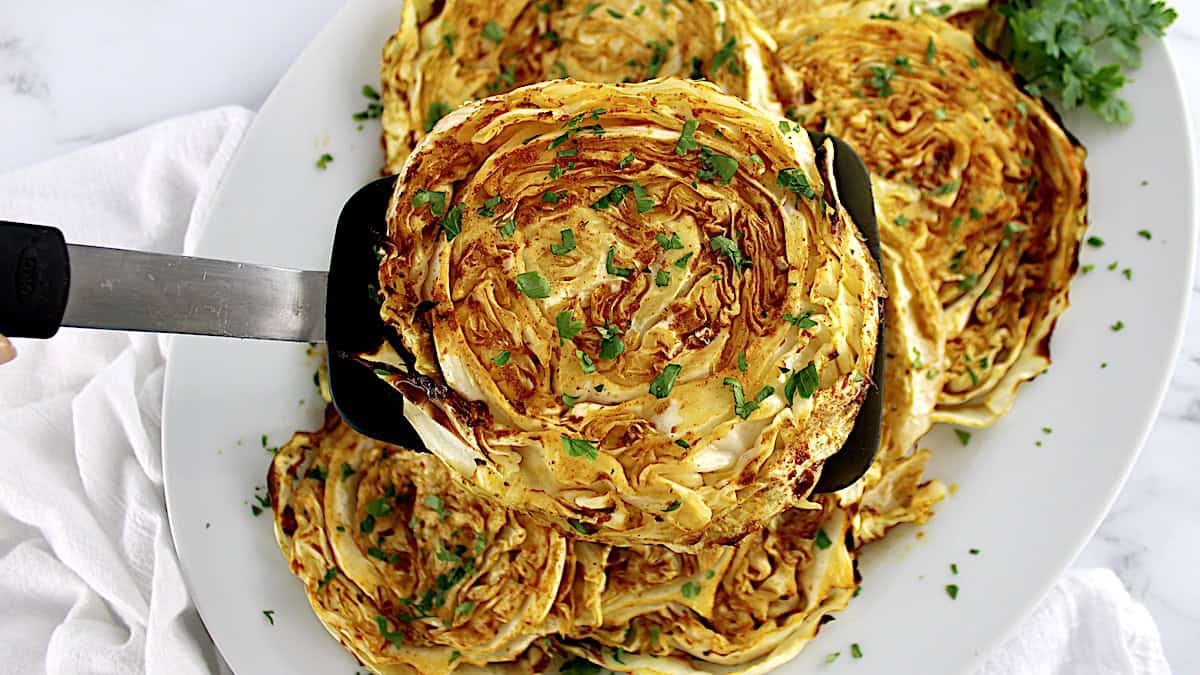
[784,362,820,404]
[596,322,625,359]
[557,310,584,343]
[424,101,451,132]
[606,245,634,278]
[675,119,700,155]
[649,364,682,399]
[561,435,600,461]
[550,228,577,255]
[710,236,750,273]
[515,271,552,298]
[481,20,505,44]
[995,0,1176,123]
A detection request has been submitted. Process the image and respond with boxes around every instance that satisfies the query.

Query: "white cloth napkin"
[0,109,1172,675]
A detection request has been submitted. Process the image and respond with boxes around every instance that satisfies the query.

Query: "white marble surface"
[0,0,1197,671]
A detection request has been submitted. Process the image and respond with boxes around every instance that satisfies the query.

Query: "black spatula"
[0,131,882,493]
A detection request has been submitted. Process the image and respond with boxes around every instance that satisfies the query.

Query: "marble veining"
[0,1,1197,672]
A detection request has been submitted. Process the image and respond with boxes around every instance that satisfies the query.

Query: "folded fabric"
[0,106,251,675]
[0,108,1170,675]
[978,568,1170,675]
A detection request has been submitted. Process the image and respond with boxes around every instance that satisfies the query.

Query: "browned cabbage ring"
[373,78,882,549]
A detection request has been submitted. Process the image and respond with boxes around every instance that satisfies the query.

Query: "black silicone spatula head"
[323,175,421,449]
[325,134,885,494]
[809,132,886,493]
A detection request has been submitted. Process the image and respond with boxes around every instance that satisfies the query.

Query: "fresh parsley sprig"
[996,0,1177,124]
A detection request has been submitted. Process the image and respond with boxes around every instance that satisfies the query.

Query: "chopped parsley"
[783,311,818,329]
[596,322,625,359]
[541,190,565,203]
[657,232,684,251]
[454,601,476,618]
[557,310,584,343]
[562,393,580,408]
[606,7,624,18]
[476,194,504,217]
[826,652,840,664]
[925,37,937,64]
[315,153,333,170]
[497,219,516,237]
[970,548,981,555]
[784,362,820,404]
[958,273,979,292]
[561,435,600,461]
[515,271,552,298]
[954,429,971,446]
[945,584,959,600]
[710,235,750,273]
[723,377,772,419]
[894,214,910,226]
[815,527,833,549]
[318,567,337,589]
[737,352,748,372]
[776,168,817,202]
[649,364,682,399]
[681,581,702,598]
[440,204,464,241]
[630,181,655,213]
[664,500,682,512]
[675,119,700,155]
[375,616,405,648]
[1086,235,1105,247]
[412,189,447,216]
[491,351,511,366]
[577,350,597,373]
[423,494,449,519]
[655,270,670,286]
[697,146,738,183]
[710,37,741,77]
[1137,229,1152,240]
[675,439,691,449]
[851,643,863,659]
[619,152,636,169]
[931,180,960,196]
[606,245,635,278]
[591,184,630,210]
[645,40,668,78]
[365,497,394,518]
[674,251,694,269]
[262,610,275,625]
[481,20,505,44]
[1111,320,1125,332]
[550,228,577,255]
[951,563,959,574]
[867,65,896,96]
[424,101,451,132]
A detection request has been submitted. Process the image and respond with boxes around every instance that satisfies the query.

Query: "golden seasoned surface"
[768,17,1087,432]
[262,3,1093,673]
[380,0,773,173]
[270,410,929,674]
[268,409,569,673]
[371,78,883,549]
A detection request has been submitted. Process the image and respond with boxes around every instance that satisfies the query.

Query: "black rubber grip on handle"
[0,222,70,338]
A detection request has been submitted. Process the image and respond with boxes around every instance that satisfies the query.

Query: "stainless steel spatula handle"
[1,221,327,342]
